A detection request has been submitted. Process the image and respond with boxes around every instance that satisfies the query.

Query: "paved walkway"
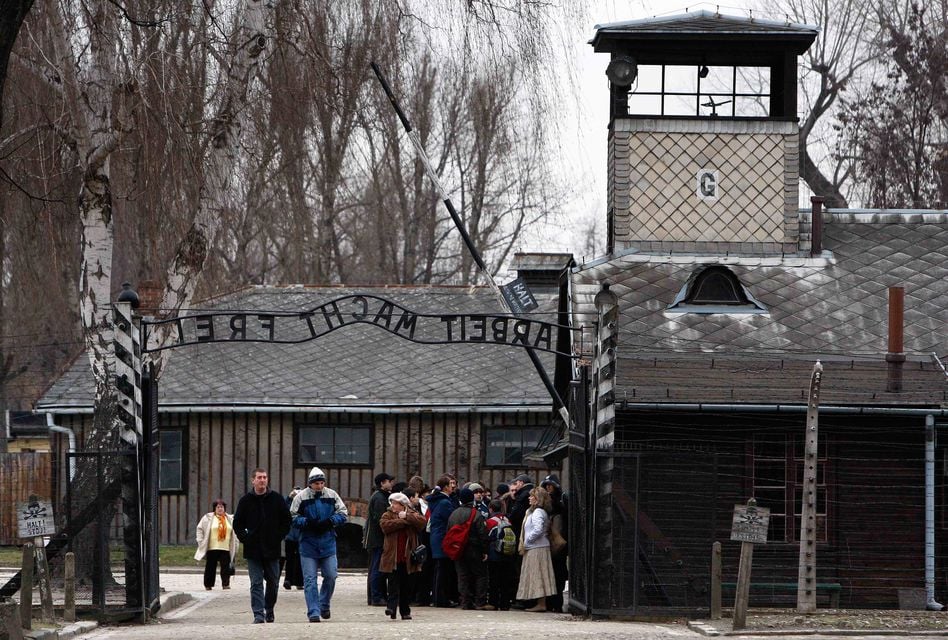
[77,572,699,640]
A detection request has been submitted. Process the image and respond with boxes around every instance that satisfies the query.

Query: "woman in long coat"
[379,492,426,620]
[195,499,239,590]
[516,487,556,612]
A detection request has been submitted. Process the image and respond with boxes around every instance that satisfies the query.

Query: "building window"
[484,424,547,467]
[751,433,828,543]
[297,424,372,466]
[159,428,186,493]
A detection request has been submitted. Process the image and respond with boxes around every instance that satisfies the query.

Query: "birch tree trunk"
[149,0,271,366]
[29,0,134,584]
[70,1,127,447]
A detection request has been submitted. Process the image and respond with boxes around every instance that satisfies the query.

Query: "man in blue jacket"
[290,466,349,622]
[427,473,458,607]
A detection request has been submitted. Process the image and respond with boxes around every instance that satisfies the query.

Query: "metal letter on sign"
[18,498,55,539]
[696,168,720,201]
[731,503,770,544]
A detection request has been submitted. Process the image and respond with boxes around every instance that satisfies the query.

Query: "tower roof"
[591,10,818,58]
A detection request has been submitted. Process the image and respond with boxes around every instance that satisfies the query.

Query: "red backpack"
[442,508,477,560]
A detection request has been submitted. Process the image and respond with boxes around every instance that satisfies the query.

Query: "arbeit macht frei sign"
[143,294,574,356]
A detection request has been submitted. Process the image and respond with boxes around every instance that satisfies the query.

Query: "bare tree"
[150,0,272,360]
[2,0,274,584]
[2,0,585,421]
[0,20,81,415]
[0,0,33,128]
[836,2,947,208]
[774,0,883,207]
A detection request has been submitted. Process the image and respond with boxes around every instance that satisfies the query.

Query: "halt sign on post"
[731,499,770,630]
[731,503,770,544]
[18,498,55,539]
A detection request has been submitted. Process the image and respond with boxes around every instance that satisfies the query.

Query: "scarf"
[216,514,228,541]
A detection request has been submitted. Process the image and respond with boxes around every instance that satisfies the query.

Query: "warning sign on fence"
[18,497,55,538]
[730,503,770,544]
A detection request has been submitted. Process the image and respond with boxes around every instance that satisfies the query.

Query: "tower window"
[625,65,770,118]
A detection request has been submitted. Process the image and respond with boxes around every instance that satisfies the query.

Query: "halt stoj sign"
[18,497,55,539]
[730,502,770,544]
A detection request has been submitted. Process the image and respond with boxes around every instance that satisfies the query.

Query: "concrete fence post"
[64,552,76,622]
[711,542,722,620]
[19,543,33,631]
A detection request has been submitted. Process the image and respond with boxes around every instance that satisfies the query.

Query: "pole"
[797,361,823,613]
[732,541,754,630]
[732,497,760,631]
[33,537,53,622]
[370,61,571,428]
[64,552,76,623]
[19,543,32,631]
[711,541,722,620]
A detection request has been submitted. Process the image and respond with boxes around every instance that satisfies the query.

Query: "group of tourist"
[194,466,346,624]
[363,471,568,620]
[193,466,567,624]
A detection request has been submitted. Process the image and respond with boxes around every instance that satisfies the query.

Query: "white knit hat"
[388,492,410,507]
[307,467,326,483]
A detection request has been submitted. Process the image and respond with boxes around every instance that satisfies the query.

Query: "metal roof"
[594,10,819,36]
[590,10,819,52]
[572,211,948,406]
[37,286,559,413]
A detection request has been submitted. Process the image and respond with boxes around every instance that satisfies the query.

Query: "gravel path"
[75,572,700,640]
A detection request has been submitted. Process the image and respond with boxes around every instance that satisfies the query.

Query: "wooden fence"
[0,452,53,545]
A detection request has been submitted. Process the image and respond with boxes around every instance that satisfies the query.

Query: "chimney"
[137,279,164,317]
[886,286,905,393]
[511,253,574,293]
[810,196,824,256]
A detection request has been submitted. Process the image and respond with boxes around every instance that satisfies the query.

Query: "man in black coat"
[541,473,568,612]
[506,473,534,542]
[234,467,291,624]
[364,471,394,605]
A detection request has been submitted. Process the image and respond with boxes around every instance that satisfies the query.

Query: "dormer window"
[668,266,767,314]
[689,266,748,304]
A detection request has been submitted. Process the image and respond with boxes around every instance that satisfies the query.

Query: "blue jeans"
[368,547,386,603]
[301,554,338,619]
[246,557,280,621]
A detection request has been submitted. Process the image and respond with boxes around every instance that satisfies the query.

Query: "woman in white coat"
[195,499,239,590]
[516,487,556,612]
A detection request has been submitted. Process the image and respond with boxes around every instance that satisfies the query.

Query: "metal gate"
[64,449,140,617]
[141,363,160,614]
[566,371,591,615]
[570,440,718,617]
[0,365,161,620]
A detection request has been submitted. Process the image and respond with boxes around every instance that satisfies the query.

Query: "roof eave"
[36,401,554,415]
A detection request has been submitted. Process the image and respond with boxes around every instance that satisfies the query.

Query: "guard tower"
[591,11,818,255]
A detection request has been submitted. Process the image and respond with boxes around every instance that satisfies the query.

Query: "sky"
[523,0,767,264]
